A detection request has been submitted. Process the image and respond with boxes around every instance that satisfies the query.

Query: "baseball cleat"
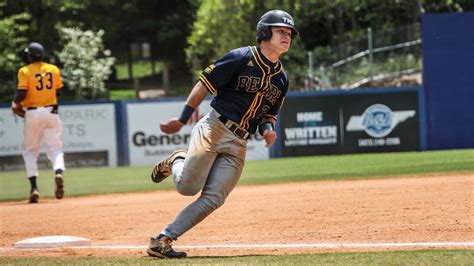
[151,150,187,183]
[147,235,187,258]
[29,189,40,203]
[55,174,64,199]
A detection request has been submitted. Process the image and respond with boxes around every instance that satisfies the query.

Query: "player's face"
[270,27,292,53]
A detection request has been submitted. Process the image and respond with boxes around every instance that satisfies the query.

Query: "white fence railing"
[306,25,422,90]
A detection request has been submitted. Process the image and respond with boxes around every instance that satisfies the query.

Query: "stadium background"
[0,6,473,263]
[1,13,473,168]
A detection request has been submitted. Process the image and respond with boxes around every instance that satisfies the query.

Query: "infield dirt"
[1,173,473,257]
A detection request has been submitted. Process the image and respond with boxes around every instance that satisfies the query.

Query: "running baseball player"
[11,42,65,203]
[146,10,298,258]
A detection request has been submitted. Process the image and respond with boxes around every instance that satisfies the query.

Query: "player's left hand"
[160,117,184,134]
[262,130,277,147]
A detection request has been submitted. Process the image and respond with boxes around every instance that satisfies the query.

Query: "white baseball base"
[14,235,91,249]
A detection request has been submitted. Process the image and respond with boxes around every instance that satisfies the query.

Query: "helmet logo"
[282,17,294,26]
[256,10,298,40]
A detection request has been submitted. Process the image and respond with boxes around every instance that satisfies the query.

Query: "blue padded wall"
[421,12,474,150]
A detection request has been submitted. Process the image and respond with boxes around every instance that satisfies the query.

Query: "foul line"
[2,242,474,251]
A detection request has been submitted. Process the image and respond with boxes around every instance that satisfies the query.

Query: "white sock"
[172,159,184,180]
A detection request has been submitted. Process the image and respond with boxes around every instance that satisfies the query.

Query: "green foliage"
[108,89,136,100]
[186,0,256,75]
[186,0,306,82]
[1,149,473,201]
[322,52,423,88]
[0,13,30,102]
[0,13,29,72]
[309,23,423,89]
[292,0,462,50]
[185,0,469,91]
[57,27,115,100]
[1,0,472,98]
[2,0,88,53]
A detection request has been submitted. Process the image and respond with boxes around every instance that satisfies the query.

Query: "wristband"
[258,122,274,135]
[178,104,195,124]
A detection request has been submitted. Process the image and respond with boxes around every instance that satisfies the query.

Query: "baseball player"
[11,42,65,204]
[146,10,298,258]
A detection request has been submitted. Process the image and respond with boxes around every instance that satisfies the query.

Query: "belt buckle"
[232,127,242,138]
[220,115,248,139]
[233,127,248,139]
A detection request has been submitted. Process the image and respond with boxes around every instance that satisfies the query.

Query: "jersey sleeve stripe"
[199,75,216,94]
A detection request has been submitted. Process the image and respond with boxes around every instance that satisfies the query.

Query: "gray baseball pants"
[162,109,247,240]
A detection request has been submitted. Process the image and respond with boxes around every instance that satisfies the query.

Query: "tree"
[0,13,30,102]
[57,27,115,100]
[77,0,197,79]
[185,0,304,84]
[186,0,287,77]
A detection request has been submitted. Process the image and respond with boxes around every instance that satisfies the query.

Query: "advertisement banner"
[343,92,420,153]
[279,95,341,156]
[126,99,269,166]
[279,91,420,157]
[0,103,117,171]
[59,104,117,167]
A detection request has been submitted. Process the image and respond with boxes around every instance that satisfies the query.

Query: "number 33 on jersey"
[17,62,63,108]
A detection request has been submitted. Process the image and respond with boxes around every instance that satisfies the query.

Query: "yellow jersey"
[17,62,63,108]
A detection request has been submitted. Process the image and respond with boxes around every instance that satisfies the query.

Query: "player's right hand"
[11,101,25,118]
[160,117,184,134]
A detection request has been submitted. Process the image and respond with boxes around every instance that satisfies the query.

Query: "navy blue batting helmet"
[25,42,44,57]
[256,10,298,41]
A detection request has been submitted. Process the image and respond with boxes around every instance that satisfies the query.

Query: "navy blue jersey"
[199,46,289,134]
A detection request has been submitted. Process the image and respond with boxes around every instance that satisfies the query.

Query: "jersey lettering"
[201,46,288,133]
[261,84,282,105]
[237,76,260,92]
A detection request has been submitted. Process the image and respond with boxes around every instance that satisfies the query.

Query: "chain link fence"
[305,23,422,91]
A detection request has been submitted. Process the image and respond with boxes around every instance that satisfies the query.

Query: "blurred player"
[11,42,65,204]
[146,10,298,258]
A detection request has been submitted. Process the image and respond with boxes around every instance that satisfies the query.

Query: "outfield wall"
[0,87,424,169]
[0,83,468,169]
[0,102,119,170]
[1,13,473,170]
[121,98,269,166]
[274,88,423,158]
[0,98,270,170]
[421,12,474,150]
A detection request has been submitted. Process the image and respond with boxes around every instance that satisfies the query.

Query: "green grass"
[115,60,162,80]
[1,149,473,202]
[244,148,474,185]
[109,89,136,100]
[0,250,472,265]
[1,150,473,264]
